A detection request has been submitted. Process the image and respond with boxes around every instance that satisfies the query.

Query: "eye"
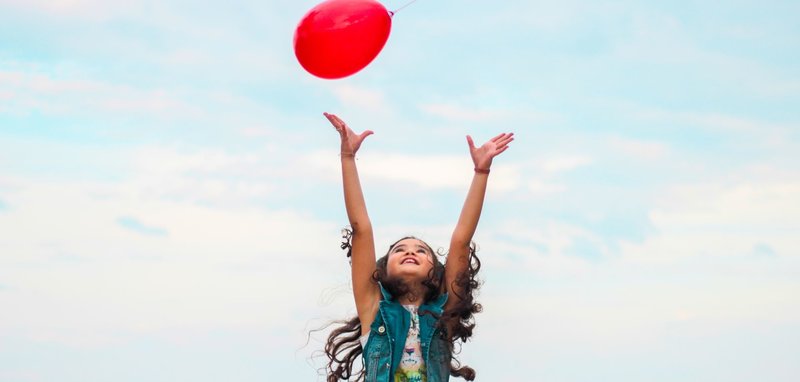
[417,249,426,254]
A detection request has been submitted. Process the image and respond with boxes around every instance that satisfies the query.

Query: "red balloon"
[294,0,392,79]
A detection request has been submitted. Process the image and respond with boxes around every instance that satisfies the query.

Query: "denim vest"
[362,283,451,382]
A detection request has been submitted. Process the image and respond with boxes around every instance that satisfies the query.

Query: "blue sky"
[1,0,799,381]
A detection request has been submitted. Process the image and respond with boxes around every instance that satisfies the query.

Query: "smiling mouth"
[401,258,419,265]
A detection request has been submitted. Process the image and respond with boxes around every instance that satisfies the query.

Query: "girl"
[322,113,513,382]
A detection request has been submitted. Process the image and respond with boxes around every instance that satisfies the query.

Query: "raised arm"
[324,113,380,334]
[445,132,514,311]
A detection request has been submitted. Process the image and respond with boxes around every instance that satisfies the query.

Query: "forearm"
[341,156,372,233]
[451,172,489,246]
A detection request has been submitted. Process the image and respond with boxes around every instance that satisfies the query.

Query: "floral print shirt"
[394,305,426,382]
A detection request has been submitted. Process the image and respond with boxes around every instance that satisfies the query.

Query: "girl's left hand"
[467,132,514,170]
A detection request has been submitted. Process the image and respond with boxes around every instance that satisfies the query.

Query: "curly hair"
[322,228,482,381]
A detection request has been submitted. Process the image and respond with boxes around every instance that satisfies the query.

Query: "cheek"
[424,257,436,273]
[385,257,398,276]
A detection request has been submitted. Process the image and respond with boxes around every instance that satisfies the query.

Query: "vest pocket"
[364,330,390,381]
[368,329,390,355]
[366,354,380,381]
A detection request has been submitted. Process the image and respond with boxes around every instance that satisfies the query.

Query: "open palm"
[467,133,514,170]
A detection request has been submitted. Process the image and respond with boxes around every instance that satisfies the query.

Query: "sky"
[1,0,799,381]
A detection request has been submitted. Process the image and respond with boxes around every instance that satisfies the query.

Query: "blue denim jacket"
[362,283,450,382]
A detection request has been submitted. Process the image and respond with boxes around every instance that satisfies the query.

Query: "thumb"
[466,135,476,151]
[360,130,374,140]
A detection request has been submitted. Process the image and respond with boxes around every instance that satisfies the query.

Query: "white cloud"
[87,146,280,207]
[622,181,800,265]
[0,370,42,382]
[0,141,364,350]
[0,175,345,342]
[330,84,391,114]
[481,219,608,270]
[420,103,507,122]
[132,146,261,175]
[527,179,567,195]
[608,136,669,161]
[305,150,522,192]
[609,9,800,99]
[303,149,589,197]
[464,178,800,375]
[538,155,592,174]
[486,0,598,32]
[0,65,205,119]
[238,124,277,138]
[632,107,793,136]
[418,102,562,126]
[0,0,141,21]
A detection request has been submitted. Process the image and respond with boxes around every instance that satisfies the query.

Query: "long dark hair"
[323,228,482,381]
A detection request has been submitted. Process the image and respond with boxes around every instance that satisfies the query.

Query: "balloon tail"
[392,0,420,15]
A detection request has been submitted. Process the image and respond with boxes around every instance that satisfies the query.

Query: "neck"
[396,283,426,306]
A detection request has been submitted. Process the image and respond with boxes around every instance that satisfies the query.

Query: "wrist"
[474,167,490,174]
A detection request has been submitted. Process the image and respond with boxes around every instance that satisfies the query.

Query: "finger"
[497,136,514,146]
[496,136,513,146]
[490,133,508,143]
[332,115,348,129]
[329,114,342,125]
[494,145,510,156]
[324,113,344,131]
[496,133,514,144]
[492,132,515,143]
[466,135,476,150]
[359,130,374,140]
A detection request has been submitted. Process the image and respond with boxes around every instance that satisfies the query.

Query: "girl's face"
[386,238,435,282]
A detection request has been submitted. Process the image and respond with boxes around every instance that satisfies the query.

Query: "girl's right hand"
[324,112,374,156]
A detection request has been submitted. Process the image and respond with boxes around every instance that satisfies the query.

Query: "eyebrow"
[394,244,428,251]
